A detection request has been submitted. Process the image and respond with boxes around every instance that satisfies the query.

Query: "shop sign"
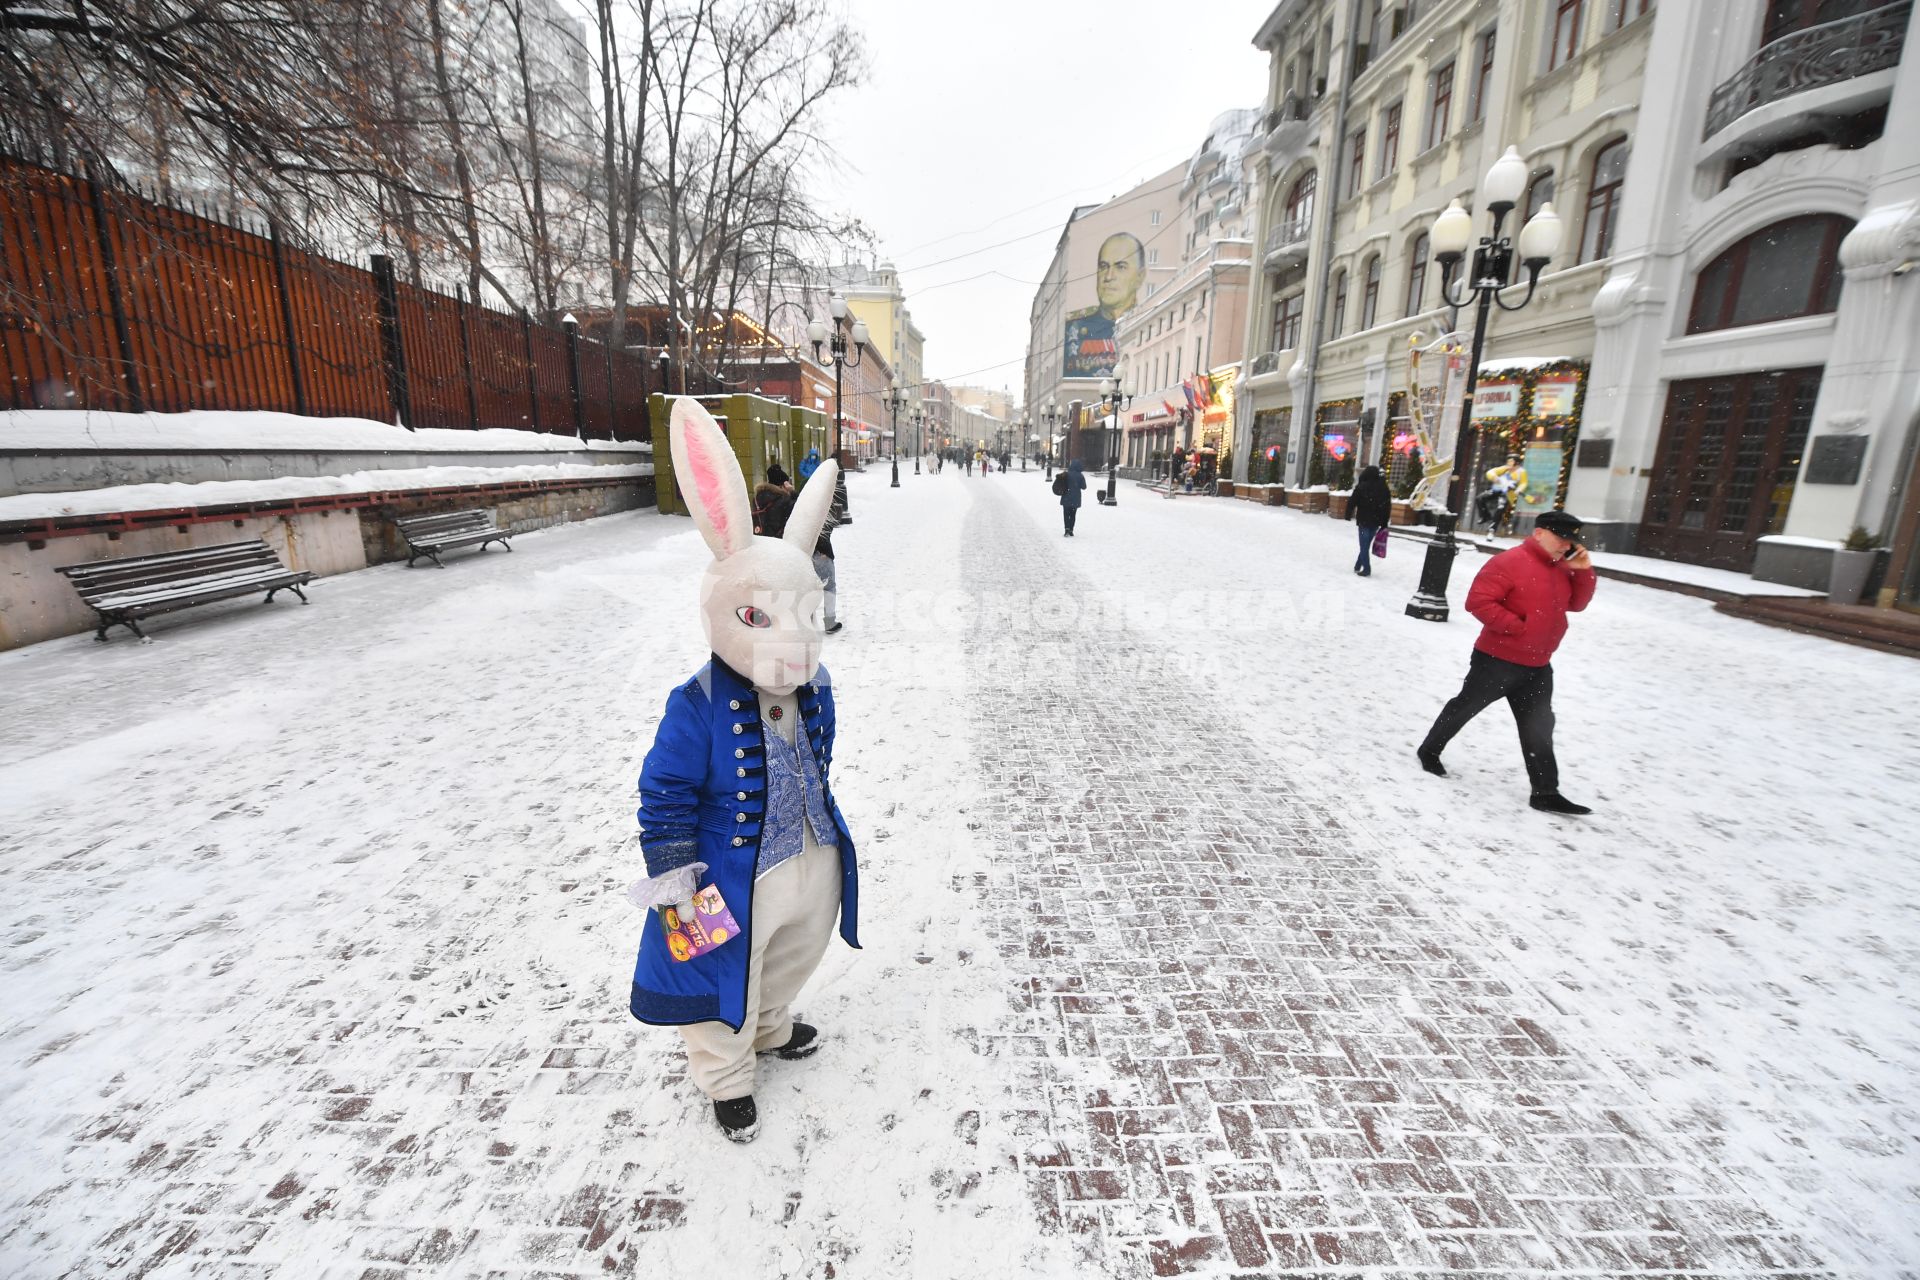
[1471,382,1521,419]
[1532,376,1578,418]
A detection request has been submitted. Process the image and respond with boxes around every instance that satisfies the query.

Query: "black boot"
[713,1095,759,1143]
[1416,748,1447,777]
[1530,792,1592,815]
[760,1022,821,1061]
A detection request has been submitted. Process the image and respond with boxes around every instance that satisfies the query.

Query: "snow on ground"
[0,463,653,522]
[3,410,643,454]
[998,476,1920,1273]
[2,461,1917,1277]
[0,472,1076,1280]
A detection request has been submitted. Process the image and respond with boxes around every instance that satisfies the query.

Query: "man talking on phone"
[1417,509,1596,815]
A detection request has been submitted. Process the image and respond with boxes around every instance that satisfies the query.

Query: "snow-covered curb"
[3,408,646,454]
[0,462,653,521]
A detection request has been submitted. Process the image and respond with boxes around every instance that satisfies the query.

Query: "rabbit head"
[669,397,837,696]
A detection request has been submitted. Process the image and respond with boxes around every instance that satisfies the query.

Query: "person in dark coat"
[1346,465,1394,576]
[1417,508,1597,815]
[1057,459,1087,536]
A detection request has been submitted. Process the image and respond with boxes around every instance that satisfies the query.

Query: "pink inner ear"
[685,430,734,545]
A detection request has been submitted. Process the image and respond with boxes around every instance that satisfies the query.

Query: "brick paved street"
[3,468,1917,1278]
[957,481,1846,1277]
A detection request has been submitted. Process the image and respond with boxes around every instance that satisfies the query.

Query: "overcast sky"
[817,1,1272,404]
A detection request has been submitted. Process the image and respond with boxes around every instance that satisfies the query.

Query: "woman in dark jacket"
[1347,465,1394,576]
[1058,459,1087,536]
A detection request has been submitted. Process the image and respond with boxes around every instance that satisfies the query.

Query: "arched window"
[1329,269,1349,337]
[1404,233,1430,316]
[1580,139,1629,262]
[1525,169,1555,221]
[1688,214,1852,334]
[1284,170,1317,235]
[1360,255,1382,329]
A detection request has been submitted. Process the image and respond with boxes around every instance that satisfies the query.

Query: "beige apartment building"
[1113,109,1259,475]
[1237,0,1655,508]
[828,261,925,403]
[1024,161,1187,465]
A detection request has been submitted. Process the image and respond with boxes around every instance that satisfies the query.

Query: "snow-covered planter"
[1390,499,1417,526]
[1265,485,1288,506]
[1327,490,1351,519]
[1288,485,1329,513]
[1217,479,1235,498]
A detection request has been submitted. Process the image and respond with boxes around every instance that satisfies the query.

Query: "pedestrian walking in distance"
[1417,508,1597,815]
[1054,458,1087,536]
[1346,465,1393,577]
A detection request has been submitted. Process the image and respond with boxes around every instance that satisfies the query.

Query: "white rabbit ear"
[669,396,753,560]
[783,459,840,554]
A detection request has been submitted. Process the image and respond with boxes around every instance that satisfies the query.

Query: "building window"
[1404,233,1430,316]
[1284,170,1317,234]
[1470,28,1496,122]
[1345,128,1367,198]
[1687,214,1851,333]
[1550,0,1586,70]
[1361,255,1381,329]
[1150,209,1161,226]
[1148,248,1160,265]
[1425,62,1454,151]
[1525,169,1555,220]
[1273,292,1305,350]
[1762,0,1892,45]
[1329,269,1349,337]
[1608,0,1653,31]
[1580,138,1629,261]
[1379,102,1402,177]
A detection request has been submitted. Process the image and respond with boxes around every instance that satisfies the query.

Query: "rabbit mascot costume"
[628,398,860,1143]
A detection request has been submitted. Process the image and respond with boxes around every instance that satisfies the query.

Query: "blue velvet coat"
[629,657,859,1031]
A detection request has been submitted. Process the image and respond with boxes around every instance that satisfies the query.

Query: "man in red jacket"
[1417,509,1597,814]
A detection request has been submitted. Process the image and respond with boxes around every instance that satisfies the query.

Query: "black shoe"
[1530,792,1592,815]
[713,1095,759,1143]
[1416,748,1447,777]
[824,622,843,635]
[759,1022,821,1060]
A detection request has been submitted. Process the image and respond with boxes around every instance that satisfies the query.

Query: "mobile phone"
[1562,542,1582,560]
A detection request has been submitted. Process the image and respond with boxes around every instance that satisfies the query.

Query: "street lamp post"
[887,381,904,488]
[1043,398,1059,481]
[1098,376,1131,506]
[1405,146,1564,622]
[807,294,869,468]
[1021,416,1029,471]
[912,409,923,474]
[656,348,671,397]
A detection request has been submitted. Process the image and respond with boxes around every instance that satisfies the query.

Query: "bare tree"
[634,0,863,388]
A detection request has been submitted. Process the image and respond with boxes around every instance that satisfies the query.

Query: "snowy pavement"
[2,466,1917,1277]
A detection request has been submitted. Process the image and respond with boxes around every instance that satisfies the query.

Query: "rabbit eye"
[736,605,773,629]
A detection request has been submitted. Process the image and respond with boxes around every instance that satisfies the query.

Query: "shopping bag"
[1372,528,1389,559]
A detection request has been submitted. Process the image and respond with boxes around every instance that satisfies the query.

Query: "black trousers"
[1063,505,1078,533]
[1421,650,1559,794]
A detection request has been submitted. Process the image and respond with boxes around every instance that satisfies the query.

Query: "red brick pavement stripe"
[961,484,1826,1279]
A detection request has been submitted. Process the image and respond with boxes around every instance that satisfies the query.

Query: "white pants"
[678,838,842,1101]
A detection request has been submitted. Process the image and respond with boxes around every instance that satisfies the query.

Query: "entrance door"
[1638,367,1821,571]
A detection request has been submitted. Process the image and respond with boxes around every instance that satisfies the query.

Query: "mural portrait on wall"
[1063,231,1145,379]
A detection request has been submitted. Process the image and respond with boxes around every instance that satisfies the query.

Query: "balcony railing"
[1704,1,1909,139]
[1250,351,1286,376]
[1265,215,1312,257]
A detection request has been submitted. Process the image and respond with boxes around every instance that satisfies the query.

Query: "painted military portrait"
[1063,231,1145,380]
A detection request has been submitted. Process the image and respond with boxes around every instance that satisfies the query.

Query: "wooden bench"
[56,540,314,643]
[395,509,513,567]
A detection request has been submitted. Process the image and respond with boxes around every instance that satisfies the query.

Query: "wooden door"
[1638,368,1821,571]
